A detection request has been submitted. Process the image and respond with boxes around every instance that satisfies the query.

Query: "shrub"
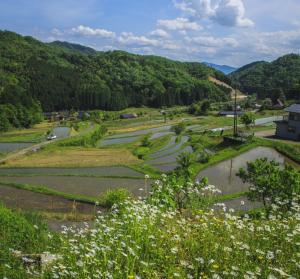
[134,147,150,159]
[197,151,211,163]
[176,152,193,178]
[141,134,151,147]
[100,188,132,208]
[149,174,220,211]
[173,122,186,135]
[241,112,255,128]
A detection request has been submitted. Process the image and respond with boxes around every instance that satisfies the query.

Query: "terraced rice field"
[100,125,173,146]
[0,176,148,197]
[0,142,34,153]
[0,166,143,178]
[0,184,98,214]
[196,147,297,195]
[149,136,189,159]
[52,127,71,139]
[147,135,193,171]
[3,148,140,167]
[99,135,141,147]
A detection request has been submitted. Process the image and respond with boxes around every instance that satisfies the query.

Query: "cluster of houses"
[43,111,91,122]
[219,99,285,117]
[44,111,138,122]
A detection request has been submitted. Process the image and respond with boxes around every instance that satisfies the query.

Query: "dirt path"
[209,76,247,100]
[0,140,56,165]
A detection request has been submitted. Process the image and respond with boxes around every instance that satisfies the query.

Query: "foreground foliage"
[42,176,300,279]
[0,204,49,278]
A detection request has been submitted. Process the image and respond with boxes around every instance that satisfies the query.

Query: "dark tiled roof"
[285,104,300,113]
[219,111,245,116]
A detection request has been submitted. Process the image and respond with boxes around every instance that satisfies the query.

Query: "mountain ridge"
[204,62,237,74]
[230,53,300,100]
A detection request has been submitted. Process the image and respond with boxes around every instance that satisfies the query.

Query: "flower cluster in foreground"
[42,177,300,279]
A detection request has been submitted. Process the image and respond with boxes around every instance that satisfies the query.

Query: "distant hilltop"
[203,62,237,75]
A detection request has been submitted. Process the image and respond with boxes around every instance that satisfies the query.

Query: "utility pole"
[233,89,238,137]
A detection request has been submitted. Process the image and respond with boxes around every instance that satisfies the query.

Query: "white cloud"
[118,32,160,46]
[175,0,254,28]
[150,29,170,38]
[162,42,182,50]
[157,17,202,31]
[187,35,238,47]
[51,28,63,36]
[70,25,116,38]
[214,0,254,27]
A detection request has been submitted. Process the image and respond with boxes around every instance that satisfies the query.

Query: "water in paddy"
[52,127,70,139]
[0,184,98,214]
[148,145,193,172]
[150,132,174,140]
[0,166,143,178]
[0,176,148,197]
[99,125,173,147]
[196,147,298,195]
[99,136,140,146]
[149,136,189,159]
[0,142,34,153]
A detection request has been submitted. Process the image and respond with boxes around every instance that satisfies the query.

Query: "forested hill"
[230,54,300,100]
[0,30,232,113]
[48,41,97,55]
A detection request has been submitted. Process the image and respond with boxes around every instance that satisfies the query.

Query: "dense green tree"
[241,112,255,128]
[0,109,10,131]
[237,158,300,213]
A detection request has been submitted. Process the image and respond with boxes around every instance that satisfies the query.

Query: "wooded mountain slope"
[230,54,300,100]
[0,30,231,115]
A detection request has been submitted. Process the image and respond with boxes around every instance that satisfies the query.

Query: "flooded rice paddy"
[99,136,141,146]
[0,184,98,214]
[52,127,71,139]
[149,136,189,159]
[196,147,297,195]
[100,125,173,146]
[148,145,193,172]
[0,176,148,197]
[0,166,143,178]
[0,142,34,153]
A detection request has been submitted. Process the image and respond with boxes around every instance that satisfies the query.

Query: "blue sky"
[0,0,300,67]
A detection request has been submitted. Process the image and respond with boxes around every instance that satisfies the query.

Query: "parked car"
[47,134,57,140]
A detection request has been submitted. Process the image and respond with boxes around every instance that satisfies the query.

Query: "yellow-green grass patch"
[3,147,141,167]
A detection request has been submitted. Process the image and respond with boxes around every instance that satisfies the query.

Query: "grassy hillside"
[0,204,50,278]
[230,54,300,100]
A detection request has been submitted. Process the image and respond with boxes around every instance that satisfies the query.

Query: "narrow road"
[0,138,58,165]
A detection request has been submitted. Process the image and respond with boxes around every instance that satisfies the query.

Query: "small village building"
[275,104,300,141]
[120,113,138,119]
[78,111,90,120]
[272,99,284,110]
[218,111,245,117]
